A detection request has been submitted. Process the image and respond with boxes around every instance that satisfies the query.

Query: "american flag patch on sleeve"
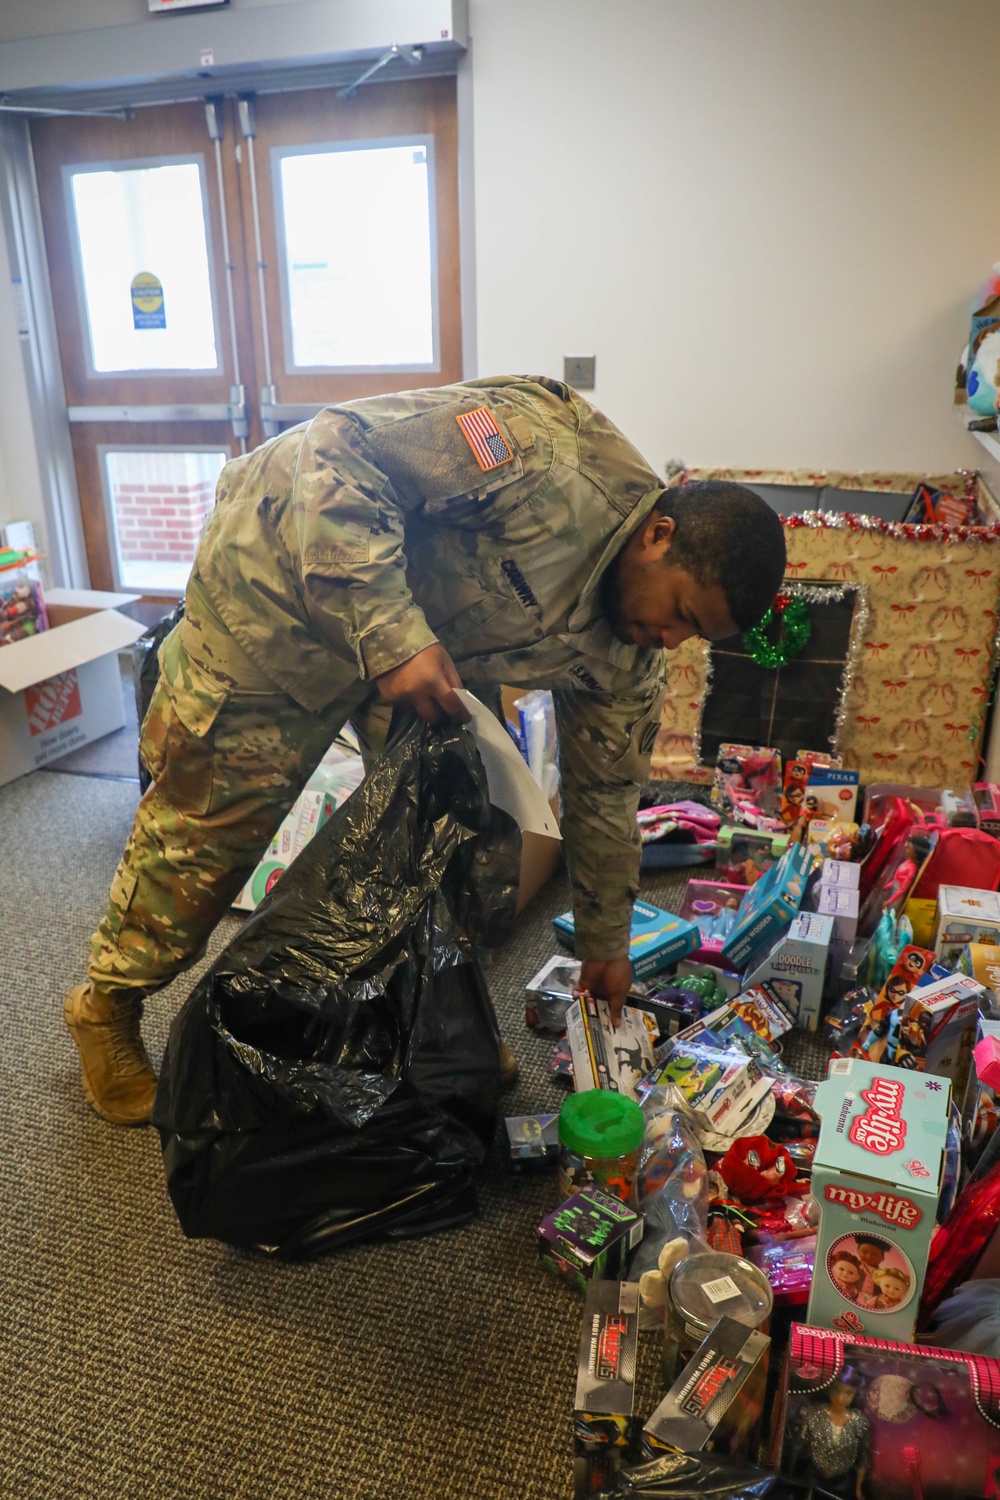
[455,407,514,472]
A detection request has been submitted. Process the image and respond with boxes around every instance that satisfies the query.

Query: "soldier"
[63,376,785,1124]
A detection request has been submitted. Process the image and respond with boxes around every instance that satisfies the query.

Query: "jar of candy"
[557,1090,645,1203]
[663,1250,773,1384]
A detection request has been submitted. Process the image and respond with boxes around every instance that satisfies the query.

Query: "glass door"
[28,76,461,597]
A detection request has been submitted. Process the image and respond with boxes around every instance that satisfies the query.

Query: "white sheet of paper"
[456,689,562,840]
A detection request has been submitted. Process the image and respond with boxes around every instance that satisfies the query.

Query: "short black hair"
[853,1235,885,1252]
[655,480,787,632]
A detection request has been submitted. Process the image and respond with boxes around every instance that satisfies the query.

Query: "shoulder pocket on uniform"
[366,399,524,518]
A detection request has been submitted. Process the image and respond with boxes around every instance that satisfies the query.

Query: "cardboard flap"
[44,587,140,610]
[0,609,145,693]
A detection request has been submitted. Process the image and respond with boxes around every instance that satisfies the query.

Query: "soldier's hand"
[376,644,471,726]
[577,958,634,1027]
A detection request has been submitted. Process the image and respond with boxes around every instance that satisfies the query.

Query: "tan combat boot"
[63,983,157,1125]
[500,1040,519,1090]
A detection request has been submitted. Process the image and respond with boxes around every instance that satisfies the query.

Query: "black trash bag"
[132,601,185,790]
[598,1452,777,1498]
[153,712,520,1259]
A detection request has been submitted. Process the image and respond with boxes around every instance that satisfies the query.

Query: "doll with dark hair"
[798,1367,870,1499]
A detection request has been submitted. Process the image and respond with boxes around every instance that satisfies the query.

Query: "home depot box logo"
[25,670,82,735]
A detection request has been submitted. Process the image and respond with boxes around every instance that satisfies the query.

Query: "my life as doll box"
[720,841,812,971]
[641,1316,770,1462]
[744,910,834,1032]
[573,1280,640,1499]
[777,1322,1000,1500]
[553,900,699,979]
[806,1057,950,1344]
[935,885,1000,966]
[537,1186,644,1290]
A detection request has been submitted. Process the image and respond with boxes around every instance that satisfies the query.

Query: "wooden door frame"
[0,58,476,592]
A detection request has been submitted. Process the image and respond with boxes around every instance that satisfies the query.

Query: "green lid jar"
[558,1090,645,1204]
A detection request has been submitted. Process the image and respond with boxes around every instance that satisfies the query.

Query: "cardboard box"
[745,911,833,1032]
[651,1039,772,1138]
[641,1316,770,1462]
[721,841,812,971]
[566,993,657,1098]
[502,1112,559,1172]
[804,764,859,823]
[935,885,1000,965]
[573,1280,640,1499]
[714,824,789,886]
[678,878,746,956]
[806,1057,950,1343]
[888,972,985,1090]
[777,1323,1000,1500]
[0,587,145,787]
[553,900,699,979]
[816,883,859,963]
[819,858,860,890]
[973,781,1000,839]
[537,1186,644,1291]
[958,941,1000,1007]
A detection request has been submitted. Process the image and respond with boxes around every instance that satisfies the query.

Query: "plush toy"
[718,1135,799,1201]
[636,1235,690,1310]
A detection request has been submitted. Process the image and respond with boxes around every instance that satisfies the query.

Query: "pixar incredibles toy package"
[776,1323,1000,1500]
[573,1280,640,1499]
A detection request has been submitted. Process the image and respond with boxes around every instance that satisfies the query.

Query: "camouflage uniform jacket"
[195,376,668,959]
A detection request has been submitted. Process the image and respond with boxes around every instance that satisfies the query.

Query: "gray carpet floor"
[1,700,829,1498]
[0,759,695,1500]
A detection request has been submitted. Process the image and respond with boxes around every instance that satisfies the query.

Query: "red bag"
[910,827,1000,900]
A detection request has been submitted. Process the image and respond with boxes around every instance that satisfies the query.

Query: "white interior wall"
[469,0,1000,477]
[2,0,1000,563]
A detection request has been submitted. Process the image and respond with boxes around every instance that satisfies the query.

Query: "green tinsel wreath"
[743,594,812,670]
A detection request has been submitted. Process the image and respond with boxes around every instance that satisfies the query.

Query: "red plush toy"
[718,1135,800,1201]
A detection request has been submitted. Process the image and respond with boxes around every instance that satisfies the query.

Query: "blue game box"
[721,840,813,971]
[553,900,699,979]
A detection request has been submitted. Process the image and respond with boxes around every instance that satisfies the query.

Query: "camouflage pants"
[88,590,391,1002]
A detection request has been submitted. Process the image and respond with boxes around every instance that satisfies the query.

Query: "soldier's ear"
[643,512,675,557]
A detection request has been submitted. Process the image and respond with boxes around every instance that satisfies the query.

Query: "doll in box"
[790,1366,870,1500]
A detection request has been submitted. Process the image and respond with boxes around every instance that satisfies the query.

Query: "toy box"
[680,988,793,1050]
[537,1187,644,1291]
[524,953,581,1032]
[888,973,985,1091]
[714,824,789,886]
[973,781,1000,839]
[803,764,860,824]
[553,900,699,980]
[935,885,1000,966]
[711,743,782,828]
[503,1113,559,1173]
[958,941,1000,1008]
[816,884,859,965]
[678,879,746,955]
[961,1015,1000,1178]
[819,858,860,891]
[777,1322,1000,1500]
[744,911,834,1032]
[640,1316,770,1462]
[806,1057,951,1343]
[720,841,812,971]
[566,993,657,1099]
[650,1038,772,1139]
[572,1280,640,1499]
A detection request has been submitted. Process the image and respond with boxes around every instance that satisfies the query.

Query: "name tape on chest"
[456,407,514,473]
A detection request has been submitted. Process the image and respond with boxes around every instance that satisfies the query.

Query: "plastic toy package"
[777,1322,1000,1500]
[712,744,784,833]
[595,1451,777,1498]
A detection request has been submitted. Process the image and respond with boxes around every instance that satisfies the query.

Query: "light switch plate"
[563,356,595,389]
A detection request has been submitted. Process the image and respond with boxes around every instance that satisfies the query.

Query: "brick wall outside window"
[106,449,227,579]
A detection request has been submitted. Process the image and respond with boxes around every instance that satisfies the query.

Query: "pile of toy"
[0,547,46,647]
[513,742,1000,1499]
